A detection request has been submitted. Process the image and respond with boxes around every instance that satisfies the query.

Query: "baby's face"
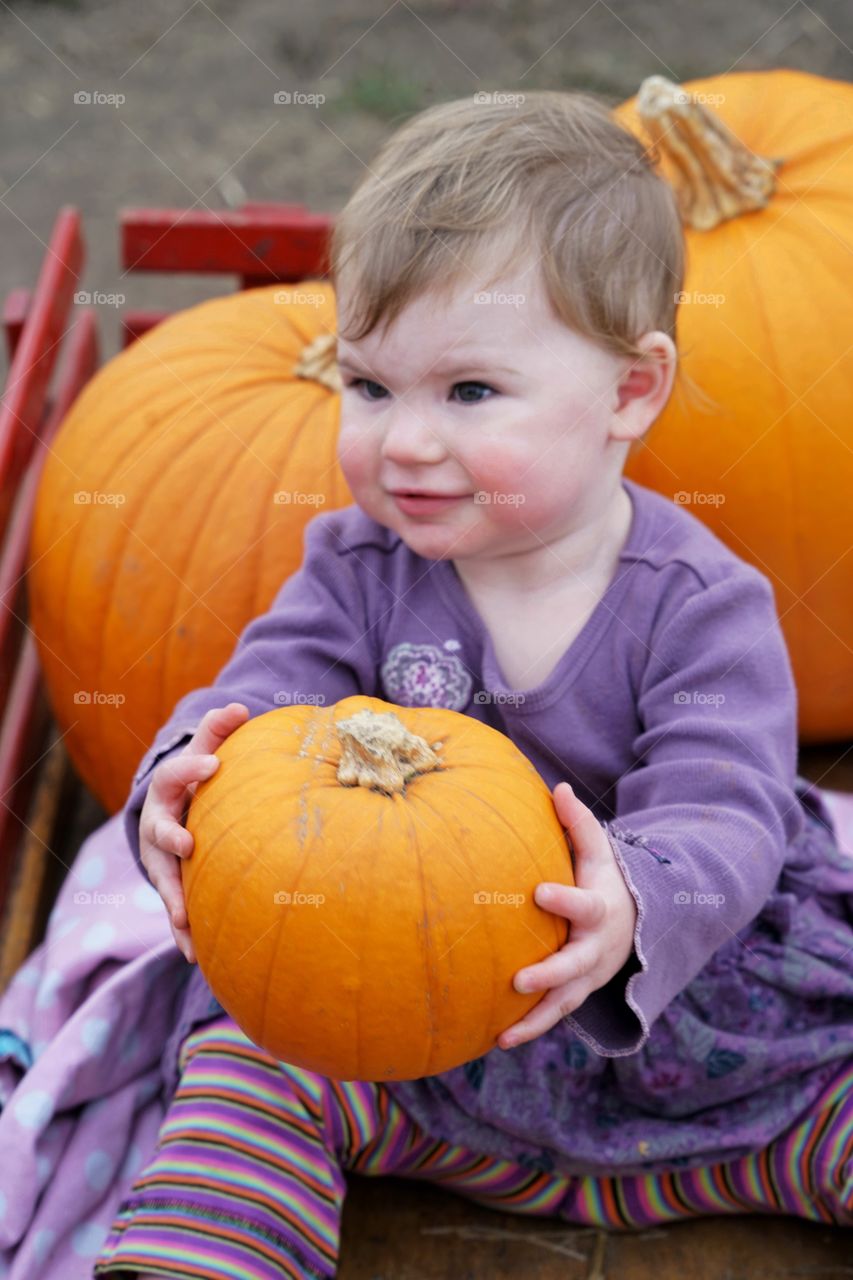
[335,259,632,565]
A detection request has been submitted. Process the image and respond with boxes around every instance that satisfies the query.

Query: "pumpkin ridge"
[725,232,801,612]
[253,724,352,1057]
[103,332,314,712]
[398,790,443,1077]
[179,419,288,650]
[267,381,343,517]
[284,393,347,507]
[54,384,204,782]
[108,369,230,489]
[409,786,503,1071]
[431,771,570,876]
[185,762,298,909]
[151,423,284,718]
[424,773,571,958]
[251,404,324,614]
[314,774,389,1076]
[197,814,274,1043]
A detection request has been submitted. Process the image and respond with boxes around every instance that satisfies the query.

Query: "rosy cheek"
[337,430,373,487]
[469,450,530,509]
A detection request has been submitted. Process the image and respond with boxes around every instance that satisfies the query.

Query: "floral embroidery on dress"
[380,641,473,710]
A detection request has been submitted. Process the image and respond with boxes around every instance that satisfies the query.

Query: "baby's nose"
[379,405,446,464]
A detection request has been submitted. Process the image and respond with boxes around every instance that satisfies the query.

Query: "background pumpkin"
[183,696,573,1081]
[618,70,853,742]
[27,283,349,813]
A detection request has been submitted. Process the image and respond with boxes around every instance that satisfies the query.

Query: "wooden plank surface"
[338,1175,853,1278]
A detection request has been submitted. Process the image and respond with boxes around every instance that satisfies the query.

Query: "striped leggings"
[94,1015,853,1279]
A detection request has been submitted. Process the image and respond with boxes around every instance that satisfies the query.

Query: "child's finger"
[169,918,196,964]
[153,753,221,811]
[553,782,596,831]
[514,939,599,994]
[189,703,250,757]
[142,846,188,927]
[535,883,606,927]
[499,980,587,1050]
[553,783,611,863]
[153,817,194,858]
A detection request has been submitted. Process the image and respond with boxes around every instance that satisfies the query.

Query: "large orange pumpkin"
[27,284,349,812]
[182,696,573,1080]
[619,71,853,742]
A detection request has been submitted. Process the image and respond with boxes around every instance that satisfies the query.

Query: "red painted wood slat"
[2,289,32,363]
[0,310,99,910]
[120,206,333,280]
[0,207,83,545]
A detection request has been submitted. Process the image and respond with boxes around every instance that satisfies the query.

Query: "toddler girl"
[94,90,853,1277]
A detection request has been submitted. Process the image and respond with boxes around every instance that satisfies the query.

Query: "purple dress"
[121,476,853,1179]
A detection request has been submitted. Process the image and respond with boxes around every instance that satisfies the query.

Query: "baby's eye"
[452,381,495,404]
[345,377,389,401]
[344,378,495,404]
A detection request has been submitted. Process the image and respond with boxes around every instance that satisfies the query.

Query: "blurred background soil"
[2,0,852,375]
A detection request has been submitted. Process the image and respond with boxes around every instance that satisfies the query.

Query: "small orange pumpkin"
[182,696,573,1080]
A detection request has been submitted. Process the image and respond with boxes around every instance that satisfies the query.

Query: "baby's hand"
[139,702,250,963]
[498,782,638,1051]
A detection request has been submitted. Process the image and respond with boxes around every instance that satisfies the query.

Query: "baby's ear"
[612,332,677,438]
[615,365,657,411]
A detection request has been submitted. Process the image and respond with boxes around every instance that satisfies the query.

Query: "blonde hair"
[329,89,685,370]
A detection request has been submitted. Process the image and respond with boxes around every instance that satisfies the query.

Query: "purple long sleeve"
[567,568,805,1056]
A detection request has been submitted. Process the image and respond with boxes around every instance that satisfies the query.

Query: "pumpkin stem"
[636,75,782,231]
[295,332,342,393]
[336,708,443,795]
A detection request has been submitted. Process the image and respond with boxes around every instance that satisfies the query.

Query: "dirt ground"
[2,0,852,374]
